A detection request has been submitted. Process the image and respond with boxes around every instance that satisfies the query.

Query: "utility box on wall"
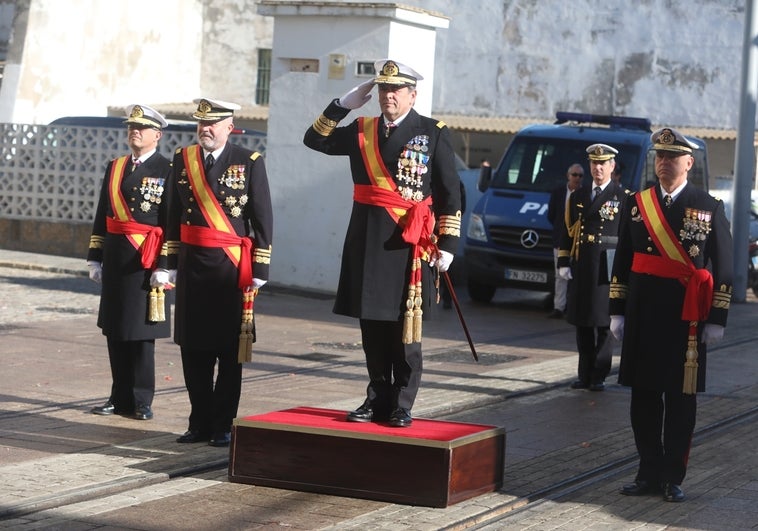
[257,0,449,293]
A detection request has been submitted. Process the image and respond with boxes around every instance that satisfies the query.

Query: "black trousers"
[631,387,697,485]
[359,319,422,414]
[180,340,242,435]
[106,338,155,411]
[575,325,612,384]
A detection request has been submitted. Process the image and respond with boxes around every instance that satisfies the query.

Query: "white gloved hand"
[610,315,625,341]
[429,250,454,273]
[150,269,170,288]
[87,261,102,283]
[702,323,724,344]
[338,79,375,110]
[558,267,573,281]
[252,278,267,289]
[168,269,177,285]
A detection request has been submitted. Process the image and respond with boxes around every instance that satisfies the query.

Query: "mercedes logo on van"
[520,229,539,249]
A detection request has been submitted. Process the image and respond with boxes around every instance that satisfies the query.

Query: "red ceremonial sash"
[181,145,253,289]
[631,188,712,321]
[106,155,162,269]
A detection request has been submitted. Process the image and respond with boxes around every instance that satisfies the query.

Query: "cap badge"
[131,106,144,119]
[197,100,212,114]
[659,129,675,145]
[593,146,604,156]
[381,61,399,77]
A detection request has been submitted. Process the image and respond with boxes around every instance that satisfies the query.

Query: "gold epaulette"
[438,211,462,237]
[436,120,446,129]
[253,245,271,265]
[175,147,183,154]
[609,276,628,300]
[89,234,104,250]
[712,284,732,310]
[250,152,260,161]
[313,114,338,136]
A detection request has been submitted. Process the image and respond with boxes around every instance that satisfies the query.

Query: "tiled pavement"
[1,249,757,530]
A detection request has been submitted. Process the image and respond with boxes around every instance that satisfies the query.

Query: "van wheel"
[467,279,496,303]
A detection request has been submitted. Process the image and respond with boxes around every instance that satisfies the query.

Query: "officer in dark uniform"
[303,59,462,427]
[88,104,172,421]
[610,127,733,502]
[161,98,273,447]
[558,144,627,392]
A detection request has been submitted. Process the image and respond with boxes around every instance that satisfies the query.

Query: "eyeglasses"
[570,172,584,177]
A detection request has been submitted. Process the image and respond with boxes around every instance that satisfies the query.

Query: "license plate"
[504,268,548,283]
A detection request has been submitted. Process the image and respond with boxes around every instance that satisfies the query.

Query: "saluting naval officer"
[159,98,273,447]
[87,104,172,421]
[303,59,462,428]
[610,128,733,502]
[558,144,627,392]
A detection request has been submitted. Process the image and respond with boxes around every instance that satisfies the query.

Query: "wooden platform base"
[229,406,505,508]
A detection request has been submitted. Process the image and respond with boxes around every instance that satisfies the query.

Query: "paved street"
[1,249,757,530]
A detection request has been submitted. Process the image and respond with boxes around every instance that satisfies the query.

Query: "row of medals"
[397,135,430,203]
[681,207,712,242]
[139,177,165,213]
[219,165,248,218]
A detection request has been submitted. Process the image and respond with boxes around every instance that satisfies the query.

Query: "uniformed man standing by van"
[558,144,627,391]
[610,127,733,502]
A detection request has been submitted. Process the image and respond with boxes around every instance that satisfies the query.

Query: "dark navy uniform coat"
[88,152,172,340]
[303,102,461,321]
[609,183,733,393]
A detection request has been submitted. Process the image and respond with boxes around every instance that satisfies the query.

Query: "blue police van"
[463,111,709,303]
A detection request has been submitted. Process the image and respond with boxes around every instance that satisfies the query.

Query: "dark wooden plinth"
[229,407,505,508]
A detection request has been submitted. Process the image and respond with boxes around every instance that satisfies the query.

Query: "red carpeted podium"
[229,406,505,508]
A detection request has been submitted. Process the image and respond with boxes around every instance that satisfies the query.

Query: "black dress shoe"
[620,479,660,496]
[548,309,564,319]
[570,380,589,390]
[346,403,375,423]
[388,408,413,428]
[91,400,118,415]
[176,429,211,443]
[133,405,153,420]
[663,482,685,502]
[589,382,605,392]
[209,432,231,447]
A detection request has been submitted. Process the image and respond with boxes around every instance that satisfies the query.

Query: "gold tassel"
[412,282,423,343]
[237,289,256,363]
[149,287,166,322]
[682,322,699,395]
[403,285,415,344]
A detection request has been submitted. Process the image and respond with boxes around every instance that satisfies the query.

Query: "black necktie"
[592,186,601,202]
[664,194,672,207]
[205,154,214,171]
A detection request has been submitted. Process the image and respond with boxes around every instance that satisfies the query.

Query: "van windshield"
[490,138,641,192]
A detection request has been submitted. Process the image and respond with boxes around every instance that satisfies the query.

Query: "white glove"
[558,267,573,281]
[87,261,102,283]
[150,269,170,288]
[168,269,177,285]
[252,278,267,289]
[429,250,454,273]
[702,323,724,344]
[338,80,374,110]
[610,315,625,341]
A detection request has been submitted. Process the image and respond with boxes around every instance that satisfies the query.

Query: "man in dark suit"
[161,98,273,447]
[610,127,733,502]
[557,144,627,392]
[303,59,462,427]
[87,104,172,421]
[547,162,583,318]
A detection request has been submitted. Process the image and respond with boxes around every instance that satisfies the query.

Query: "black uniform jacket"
[303,101,461,321]
[164,143,273,350]
[609,183,733,393]
[557,181,627,327]
[88,152,172,340]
